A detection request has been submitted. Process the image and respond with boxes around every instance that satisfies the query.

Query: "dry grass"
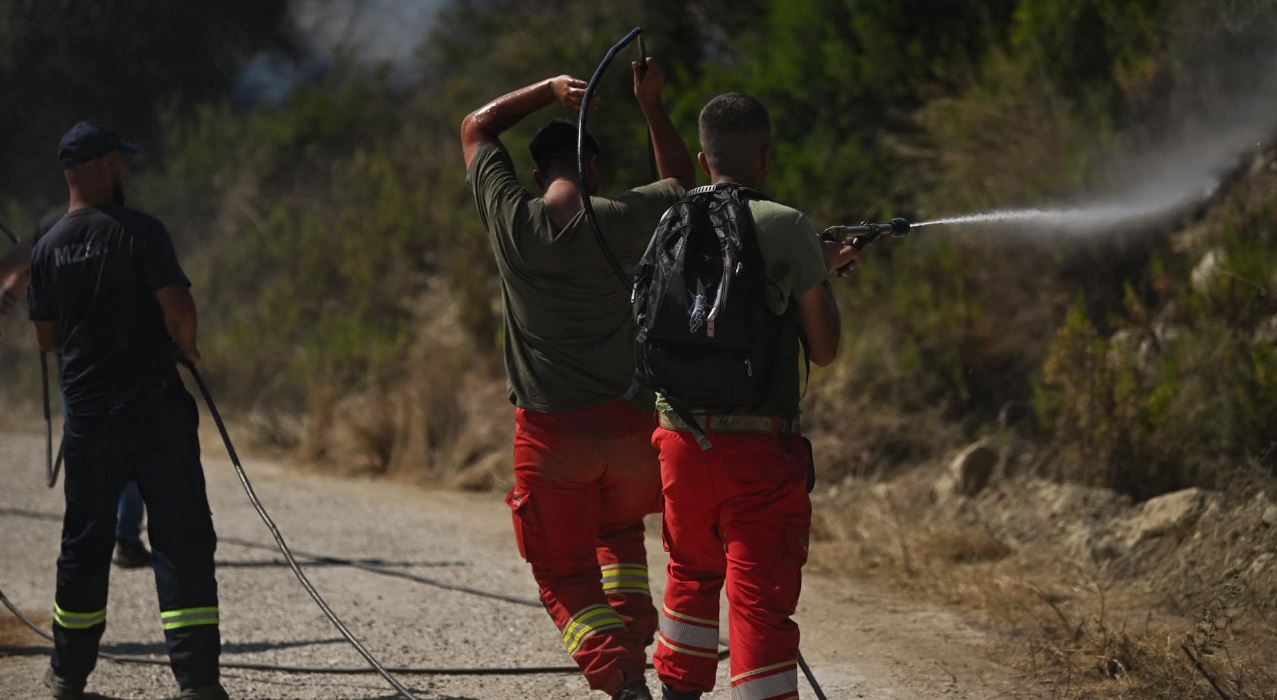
[0,609,47,648]
[806,453,1277,699]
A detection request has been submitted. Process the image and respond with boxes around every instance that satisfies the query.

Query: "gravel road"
[0,426,1032,699]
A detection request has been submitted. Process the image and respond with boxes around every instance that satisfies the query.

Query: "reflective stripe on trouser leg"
[657,605,719,659]
[53,604,106,630]
[160,607,220,631]
[600,563,650,596]
[562,604,627,654]
[730,661,798,700]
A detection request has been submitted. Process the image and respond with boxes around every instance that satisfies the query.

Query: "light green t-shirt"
[655,197,829,418]
[747,199,830,314]
[467,141,685,413]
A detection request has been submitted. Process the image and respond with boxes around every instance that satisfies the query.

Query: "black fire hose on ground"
[0,580,727,677]
[579,28,829,699]
[178,361,419,700]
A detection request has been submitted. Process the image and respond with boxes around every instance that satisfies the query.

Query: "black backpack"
[631,184,799,449]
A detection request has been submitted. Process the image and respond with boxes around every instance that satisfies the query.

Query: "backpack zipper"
[745,358,753,377]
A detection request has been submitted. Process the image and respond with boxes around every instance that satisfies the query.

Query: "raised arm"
[461,76,589,168]
[632,58,695,190]
[156,286,200,365]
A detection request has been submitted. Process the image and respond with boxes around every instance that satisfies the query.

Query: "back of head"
[530,119,599,176]
[698,93,772,182]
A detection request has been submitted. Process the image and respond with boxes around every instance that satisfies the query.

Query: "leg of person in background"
[113,481,151,568]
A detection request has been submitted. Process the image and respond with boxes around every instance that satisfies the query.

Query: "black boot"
[112,538,153,569]
[42,668,84,700]
[174,685,230,700]
[613,681,654,700]
[661,684,703,700]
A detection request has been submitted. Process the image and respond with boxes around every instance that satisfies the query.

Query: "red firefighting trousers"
[507,401,662,696]
[652,426,812,699]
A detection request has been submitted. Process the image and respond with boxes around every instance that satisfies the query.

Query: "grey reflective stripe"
[731,668,798,700]
[658,614,718,650]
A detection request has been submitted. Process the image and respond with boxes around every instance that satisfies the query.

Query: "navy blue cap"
[57,121,140,168]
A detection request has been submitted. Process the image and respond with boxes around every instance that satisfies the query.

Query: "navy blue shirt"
[27,206,189,413]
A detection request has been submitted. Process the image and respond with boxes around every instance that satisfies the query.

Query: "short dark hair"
[698,93,772,177]
[529,119,599,173]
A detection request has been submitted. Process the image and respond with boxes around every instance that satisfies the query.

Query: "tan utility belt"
[658,412,801,436]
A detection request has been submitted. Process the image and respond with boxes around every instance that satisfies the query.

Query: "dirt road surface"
[1,427,1032,699]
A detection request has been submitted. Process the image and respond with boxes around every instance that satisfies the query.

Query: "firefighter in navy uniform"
[27,121,227,700]
[2,210,153,570]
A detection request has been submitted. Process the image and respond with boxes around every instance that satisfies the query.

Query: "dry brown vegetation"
[807,442,1277,699]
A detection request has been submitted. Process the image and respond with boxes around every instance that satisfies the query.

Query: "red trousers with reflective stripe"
[653,427,811,698]
[508,401,662,696]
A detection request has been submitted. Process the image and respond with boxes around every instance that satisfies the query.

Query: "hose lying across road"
[0,361,734,692]
[184,363,422,699]
[0,528,730,675]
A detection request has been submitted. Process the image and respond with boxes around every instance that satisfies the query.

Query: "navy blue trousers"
[52,386,220,689]
[116,481,144,541]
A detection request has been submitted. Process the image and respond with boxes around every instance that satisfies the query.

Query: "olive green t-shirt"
[656,197,829,418]
[467,141,685,413]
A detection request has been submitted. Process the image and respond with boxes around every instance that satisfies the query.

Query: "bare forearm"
[34,321,59,352]
[639,98,695,189]
[156,286,200,364]
[167,310,197,356]
[798,283,841,367]
[461,79,557,165]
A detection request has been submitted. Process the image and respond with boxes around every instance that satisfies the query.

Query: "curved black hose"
[799,654,829,700]
[181,362,420,700]
[0,585,577,676]
[0,218,18,244]
[218,535,543,610]
[578,26,644,291]
[39,353,60,489]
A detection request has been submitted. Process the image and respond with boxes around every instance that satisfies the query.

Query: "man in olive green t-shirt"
[460,58,694,700]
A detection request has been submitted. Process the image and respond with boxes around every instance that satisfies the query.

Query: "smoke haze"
[919,50,1277,236]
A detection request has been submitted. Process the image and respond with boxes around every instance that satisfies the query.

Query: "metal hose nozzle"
[823,217,911,249]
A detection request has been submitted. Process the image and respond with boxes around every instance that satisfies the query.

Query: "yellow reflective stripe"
[562,605,625,654]
[159,607,218,619]
[601,565,651,595]
[599,563,647,573]
[160,607,219,631]
[663,605,717,626]
[730,659,797,683]
[53,604,105,629]
[658,634,720,660]
[602,581,651,595]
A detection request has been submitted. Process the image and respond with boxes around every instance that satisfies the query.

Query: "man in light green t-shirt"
[461,58,694,700]
[652,93,859,700]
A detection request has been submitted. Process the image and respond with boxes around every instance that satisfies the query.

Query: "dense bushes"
[1037,179,1277,496]
[3,0,1276,491]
